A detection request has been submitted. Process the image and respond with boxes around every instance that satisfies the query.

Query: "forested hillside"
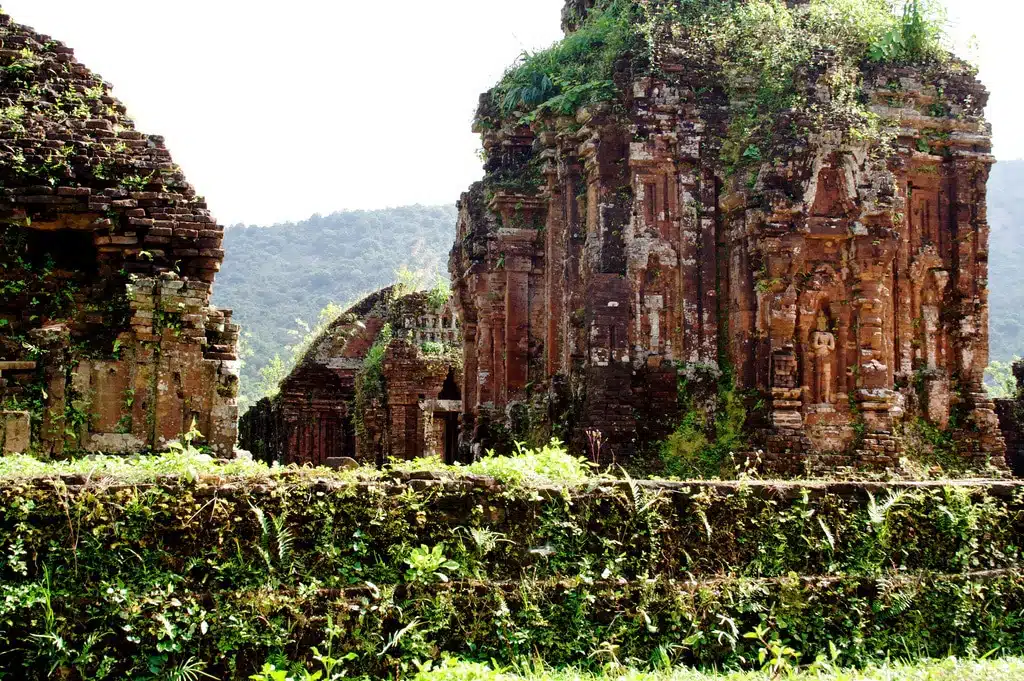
[213,205,457,406]
[989,160,1024,363]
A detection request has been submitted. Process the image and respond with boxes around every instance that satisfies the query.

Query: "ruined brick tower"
[450,0,1005,473]
[0,15,239,455]
[239,287,463,467]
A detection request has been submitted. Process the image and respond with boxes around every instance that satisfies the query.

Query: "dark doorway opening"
[25,229,98,276]
[440,369,461,401]
[438,369,462,464]
[443,413,459,464]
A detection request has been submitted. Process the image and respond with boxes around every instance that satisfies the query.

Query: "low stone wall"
[1,468,1023,677]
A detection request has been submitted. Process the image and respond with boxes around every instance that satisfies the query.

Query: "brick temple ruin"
[0,15,239,455]
[239,288,462,466]
[3,1,1016,476]
[449,0,1008,473]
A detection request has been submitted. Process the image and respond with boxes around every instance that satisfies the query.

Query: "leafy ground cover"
[1,446,1024,678]
[411,656,1024,681]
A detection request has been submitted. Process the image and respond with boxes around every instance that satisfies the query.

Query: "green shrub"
[868,0,947,63]
[353,323,394,440]
[493,0,644,120]
[465,439,596,486]
[426,279,452,311]
[660,367,749,479]
[421,341,445,355]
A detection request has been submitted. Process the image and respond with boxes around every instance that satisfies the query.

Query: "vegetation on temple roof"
[486,0,955,172]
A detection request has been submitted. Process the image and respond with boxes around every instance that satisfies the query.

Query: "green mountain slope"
[989,160,1024,363]
[212,205,457,405]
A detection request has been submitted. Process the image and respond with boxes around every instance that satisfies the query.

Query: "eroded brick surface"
[0,15,238,454]
[450,2,1006,473]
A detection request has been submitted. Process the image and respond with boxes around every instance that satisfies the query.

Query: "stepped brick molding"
[0,14,239,454]
[450,0,1006,473]
[239,288,463,466]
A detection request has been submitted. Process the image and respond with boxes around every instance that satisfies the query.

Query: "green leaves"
[493,0,643,121]
[249,664,299,681]
[250,503,295,581]
[405,544,460,583]
[464,439,595,487]
[742,145,762,162]
[500,69,557,115]
[869,0,946,64]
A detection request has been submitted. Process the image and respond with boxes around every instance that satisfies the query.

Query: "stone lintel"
[0,361,37,371]
[419,399,462,413]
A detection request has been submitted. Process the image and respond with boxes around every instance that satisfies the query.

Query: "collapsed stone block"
[0,411,31,454]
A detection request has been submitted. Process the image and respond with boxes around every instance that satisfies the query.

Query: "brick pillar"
[462,323,478,412]
[505,267,529,397]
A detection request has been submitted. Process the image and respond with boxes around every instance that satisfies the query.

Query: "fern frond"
[249,503,271,548]
[275,512,294,567]
[818,516,836,551]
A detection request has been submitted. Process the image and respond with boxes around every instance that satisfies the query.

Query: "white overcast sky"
[1,0,1020,226]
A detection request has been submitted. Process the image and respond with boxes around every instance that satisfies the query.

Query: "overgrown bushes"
[1,452,1023,677]
[488,0,952,172]
[659,365,751,479]
[494,0,644,120]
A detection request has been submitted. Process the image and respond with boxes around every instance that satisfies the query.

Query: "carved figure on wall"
[811,314,836,404]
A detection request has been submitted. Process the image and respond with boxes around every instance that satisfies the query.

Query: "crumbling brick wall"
[449,0,1006,474]
[0,14,238,455]
[239,288,463,466]
[996,361,1024,477]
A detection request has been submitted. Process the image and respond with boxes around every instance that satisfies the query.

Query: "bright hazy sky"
[2,0,1021,226]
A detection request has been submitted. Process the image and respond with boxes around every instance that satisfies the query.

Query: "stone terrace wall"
[0,14,238,454]
[3,467,1024,677]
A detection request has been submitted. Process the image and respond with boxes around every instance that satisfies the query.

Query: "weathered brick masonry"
[996,361,1024,477]
[0,15,239,454]
[450,0,1006,473]
[239,288,463,466]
